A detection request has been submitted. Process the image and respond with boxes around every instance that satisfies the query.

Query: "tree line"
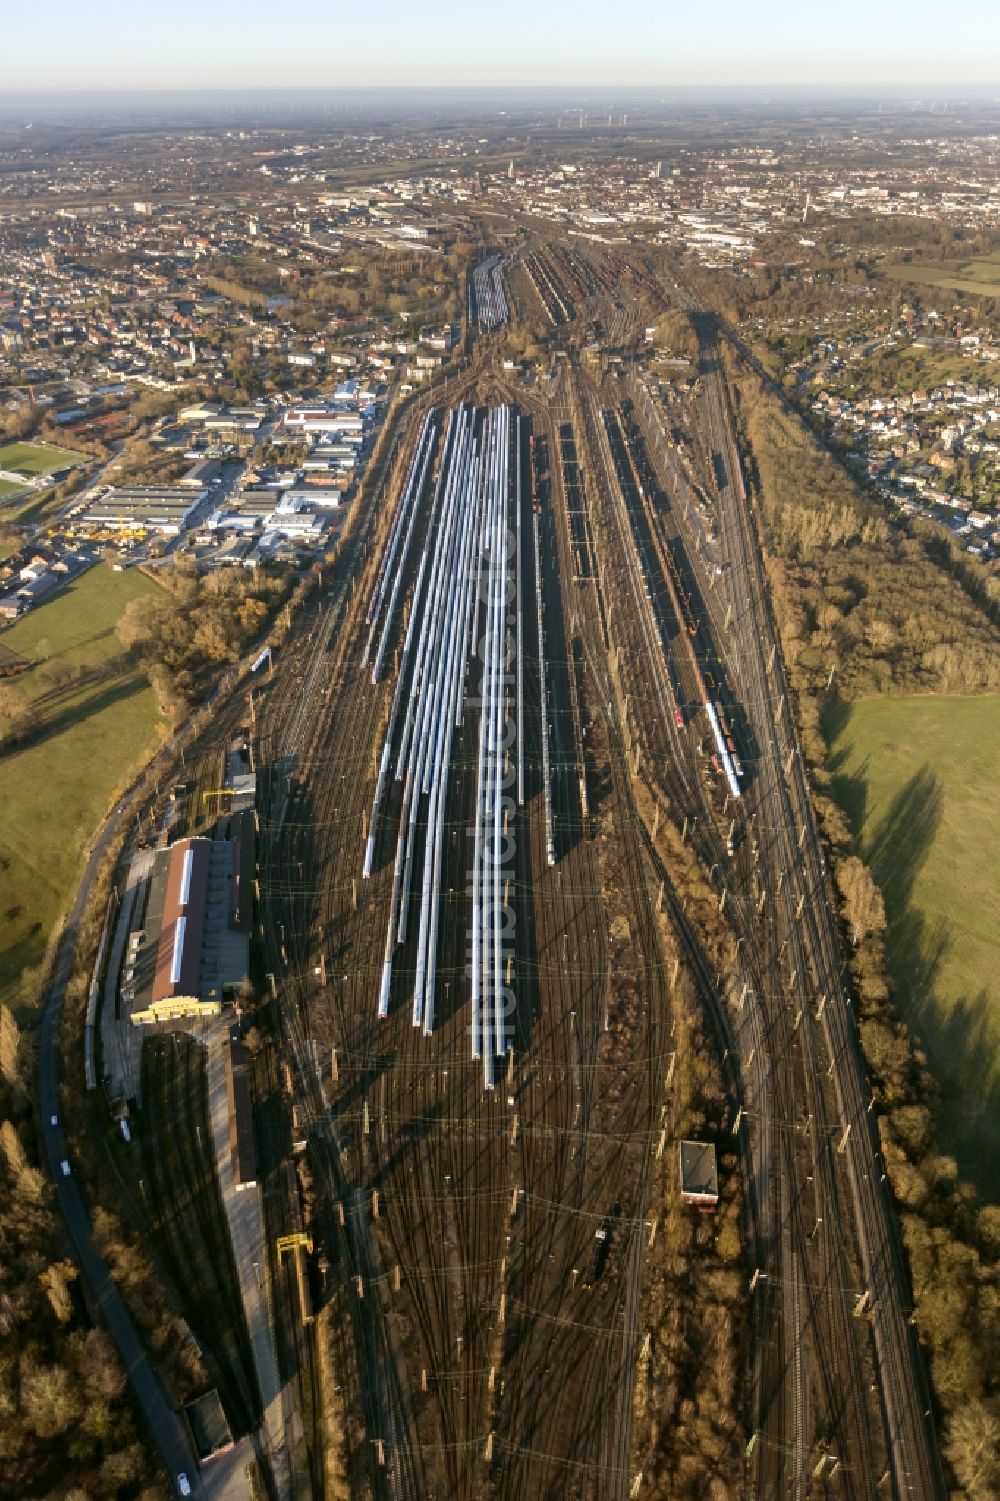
[728,358,1000,702]
[116,561,292,719]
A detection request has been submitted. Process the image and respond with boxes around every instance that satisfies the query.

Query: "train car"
[704,700,742,800]
[582,1202,621,1288]
[664,539,699,638]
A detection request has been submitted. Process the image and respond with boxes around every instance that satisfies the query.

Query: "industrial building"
[130,813,254,1025]
[283,406,367,437]
[82,483,208,534]
[180,457,224,488]
[177,402,262,433]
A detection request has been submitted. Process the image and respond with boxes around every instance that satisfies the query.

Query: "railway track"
[244,300,933,1501]
[498,381,661,1501]
[471,255,511,333]
[681,304,943,1500]
[140,1032,262,1439]
[84,224,948,1501]
[564,367,794,1485]
[592,376,815,1494]
[247,373,679,1500]
[563,357,901,1497]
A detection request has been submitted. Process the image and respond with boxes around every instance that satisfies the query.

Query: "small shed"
[185,1389,234,1462]
[679,1140,719,1209]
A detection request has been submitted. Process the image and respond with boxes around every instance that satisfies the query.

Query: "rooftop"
[679,1140,719,1205]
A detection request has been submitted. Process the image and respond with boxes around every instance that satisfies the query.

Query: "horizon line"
[3,81,999,95]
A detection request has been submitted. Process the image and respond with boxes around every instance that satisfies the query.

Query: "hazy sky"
[5,0,997,91]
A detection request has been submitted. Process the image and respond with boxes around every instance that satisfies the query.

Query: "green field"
[0,440,85,478]
[0,565,164,1017]
[825,693,1000,1199]
[0,477,28,499]
[884,253,1000,301]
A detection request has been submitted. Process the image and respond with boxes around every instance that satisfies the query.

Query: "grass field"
[0,565,164,1018]
[0,440,85,477]
[0,477,28,499]
[884,253,1000,301]
[825,693,1000,1199]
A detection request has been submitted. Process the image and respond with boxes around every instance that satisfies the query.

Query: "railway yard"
[86,237,947,1501]
[470,256,511,333]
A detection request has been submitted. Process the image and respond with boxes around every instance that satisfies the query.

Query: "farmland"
[883,253,1000,301]
[826,692,1000,1198]
[0,564,164,1017]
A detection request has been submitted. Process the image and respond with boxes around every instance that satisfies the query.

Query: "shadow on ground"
[828,752,1000,1201]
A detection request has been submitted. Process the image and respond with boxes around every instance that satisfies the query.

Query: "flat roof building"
[283,407,366,434]
[185,1390,235,1463]
[225,1038,258,1190]
[678,1140,719,1209]
[180,457,224,487]
[83,484,206,534]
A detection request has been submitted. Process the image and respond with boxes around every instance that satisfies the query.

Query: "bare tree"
[836,855,886,945]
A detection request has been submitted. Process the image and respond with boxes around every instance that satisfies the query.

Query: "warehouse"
[153,838,210,1004]
[275,484,345,507]
[180,457,224,487]
[262,510,329,544]
[203,407,262,433]
[83,483,207,534]
[283,406,366,436]
[306,443,358,468]
[130,830,252,1025]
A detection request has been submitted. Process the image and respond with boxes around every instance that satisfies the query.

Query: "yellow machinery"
[276,1234,314,1325]
[276,1233,313,1262]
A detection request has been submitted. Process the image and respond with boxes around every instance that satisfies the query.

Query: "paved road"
[37,810,207,1500]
